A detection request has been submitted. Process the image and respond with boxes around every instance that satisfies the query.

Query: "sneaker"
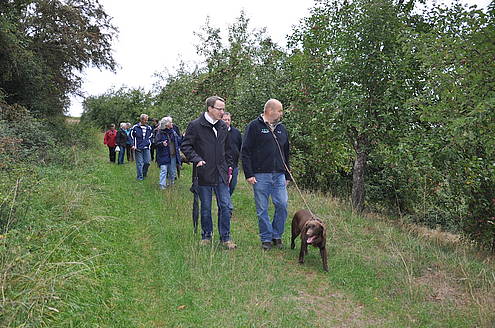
[272,239,283,249]
[261,242,272,251]
[221,240,237,250]
[200,239,211,246]
[159,185,167,190]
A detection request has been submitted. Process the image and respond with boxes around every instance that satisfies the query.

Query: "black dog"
[291,209,328,272]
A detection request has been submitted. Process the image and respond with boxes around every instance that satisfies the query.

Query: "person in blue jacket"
[130,114,153,180]
[155,116,182,189]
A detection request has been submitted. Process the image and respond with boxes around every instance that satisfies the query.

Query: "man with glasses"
[181,96,237,250]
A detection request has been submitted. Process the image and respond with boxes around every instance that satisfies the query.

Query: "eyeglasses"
[211,106,225,111]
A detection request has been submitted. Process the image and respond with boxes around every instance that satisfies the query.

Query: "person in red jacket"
[103,123,117,163]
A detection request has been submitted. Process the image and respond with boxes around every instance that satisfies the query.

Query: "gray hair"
[120,122,126,129]
[205,96,225,111]
[223,112,231,118]
[159,116,173,129]
[139,114,148,121]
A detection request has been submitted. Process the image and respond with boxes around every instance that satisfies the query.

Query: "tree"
[192,12,288,126]
[288,0,422,211]
[0,0,117,116]
[410,1,495,248]
[81,87,153,129]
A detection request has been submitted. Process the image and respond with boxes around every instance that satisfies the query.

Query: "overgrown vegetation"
[0,2,117,323]
[1,0,494,325]
[82,0,495,249]
[2,134,494,326]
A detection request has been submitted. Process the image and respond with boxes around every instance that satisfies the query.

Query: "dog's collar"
[308,217,324,224]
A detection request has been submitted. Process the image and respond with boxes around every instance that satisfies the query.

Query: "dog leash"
[266,121,316,219]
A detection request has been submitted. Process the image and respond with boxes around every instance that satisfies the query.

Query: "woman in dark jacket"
[125,122,134,161]
[155,116,182,189]
[115,122,128,164]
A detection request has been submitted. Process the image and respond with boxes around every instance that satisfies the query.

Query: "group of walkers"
[103,122,135,164]
[103,96,290,251]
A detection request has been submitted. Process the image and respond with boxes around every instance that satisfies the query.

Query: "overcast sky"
[67,0,490,117]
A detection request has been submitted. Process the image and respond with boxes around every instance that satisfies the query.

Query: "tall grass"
[1,134,494,327]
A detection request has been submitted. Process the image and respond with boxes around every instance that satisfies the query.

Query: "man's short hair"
[264,99,282,114]
[223,112,231,118]
[140,114,148,120]
[205,96,225,111]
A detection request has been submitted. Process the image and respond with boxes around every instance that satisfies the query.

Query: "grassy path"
[44,145,495,327]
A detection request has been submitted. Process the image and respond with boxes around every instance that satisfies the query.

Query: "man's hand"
[228,167,233,185]
[247,177,257,185]
[131,146,136,150]
[196,161,206,167]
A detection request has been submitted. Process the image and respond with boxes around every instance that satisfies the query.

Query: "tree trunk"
[352,135,369,213]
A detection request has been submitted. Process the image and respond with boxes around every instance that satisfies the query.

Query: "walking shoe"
[221,240,237,250]
[200,239,211,246]
[272,239,283,249]
[261,242,272,251]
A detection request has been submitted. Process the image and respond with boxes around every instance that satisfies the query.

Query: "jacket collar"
[257,114,281,130]
[204,112,218,125]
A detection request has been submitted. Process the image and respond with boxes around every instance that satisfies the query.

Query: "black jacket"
[241,115,290,180]
[116,128,128,147]
[228,126,242,168]
[181,113,233,186]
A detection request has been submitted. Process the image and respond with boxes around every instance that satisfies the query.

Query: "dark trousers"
[108,146,116,163]
[150,144,156,161]
[126,144,134,161]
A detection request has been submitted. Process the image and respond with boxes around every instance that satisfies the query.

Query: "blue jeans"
[135,148,151,180]
[229,167,239,195]
[198,176,232,242]
[159,157,177,188]
[252,173,288,242]
[118,146,126,164]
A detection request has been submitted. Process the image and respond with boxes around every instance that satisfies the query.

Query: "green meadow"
[2,140,494,328]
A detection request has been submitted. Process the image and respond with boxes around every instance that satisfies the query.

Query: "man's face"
[222,114,231,128]
[209,100,225,121]
[140,116,148,125]
[270,104,283,123]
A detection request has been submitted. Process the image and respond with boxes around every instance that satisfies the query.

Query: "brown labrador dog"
[290,209,328,272]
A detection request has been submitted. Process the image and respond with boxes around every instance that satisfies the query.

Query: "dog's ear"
[320,221,327,238]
